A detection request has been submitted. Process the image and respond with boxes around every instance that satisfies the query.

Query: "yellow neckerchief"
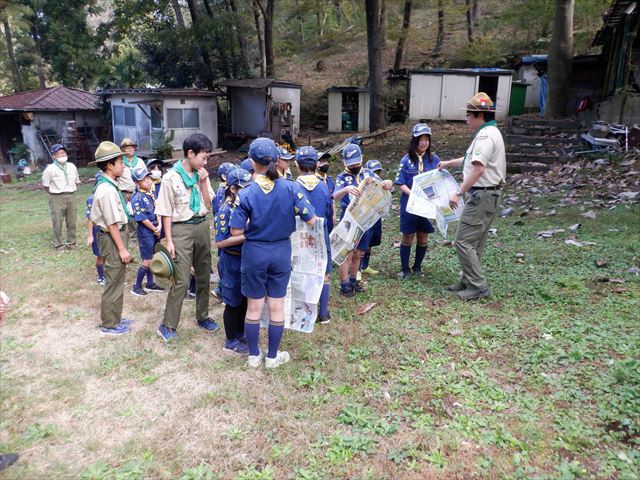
[316,171,327,182]
[153,178,161,185]
[297,174,320,191]
[417,152,424,173]
[255,173,275,194]
[138,186,154,199]
[343,167,364,186]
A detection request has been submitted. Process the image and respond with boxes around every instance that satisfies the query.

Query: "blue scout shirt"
[394,153,441,210]
[131,189,158,226]
[334,168,377,217]
[230,176,315,242]
[86,195,94,220]
[316,172,335,232]
[296,175,332,227]
[214,200,241,254]
[212,183,226,215]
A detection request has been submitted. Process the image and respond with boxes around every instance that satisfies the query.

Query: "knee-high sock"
[146,267,154,285]
[400,243,412,271]
[319,284,330,317]
[96,263,105,279]
[134,265,148,289]
[223,305,237,341]
[244,319,261,356]
[413,244,428,270]
[267,320,285,359]
[360,251,370,270]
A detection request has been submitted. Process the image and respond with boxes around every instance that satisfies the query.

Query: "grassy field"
[0,142,638,479]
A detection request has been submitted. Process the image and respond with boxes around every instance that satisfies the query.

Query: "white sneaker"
[265,351,290,369]
[247,350,266,368]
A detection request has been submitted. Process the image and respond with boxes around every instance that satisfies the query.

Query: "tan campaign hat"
[120,137,137,148]
[461,92,496,112]
[93,141,123,164]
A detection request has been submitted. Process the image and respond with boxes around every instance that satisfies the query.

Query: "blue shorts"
[400,207,435,235]
[137,226,158,260]
[91,225,101,256]
[356,229,373,252]
[241,239,292,299]
[324,228,332,275]
[370,219,382,247]
[219,251,243,307]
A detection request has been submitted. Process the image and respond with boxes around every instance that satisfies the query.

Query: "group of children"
[86,123,441,368]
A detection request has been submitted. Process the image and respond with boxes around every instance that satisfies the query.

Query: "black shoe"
[353,280,365,293]
[0,453,18,472]
[317,314,331,324]
[131,286,147,296]
[412,267,424,277]
[340,285,355,298]
[397,269,412,280]
[146,283,165,292]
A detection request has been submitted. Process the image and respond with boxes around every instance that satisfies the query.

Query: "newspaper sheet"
[406,169,463,238]
[329,177,392,265]
[260,217,327,333]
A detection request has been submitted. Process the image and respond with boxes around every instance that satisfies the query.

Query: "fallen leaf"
[499,207,513,218]
[582,210,597,219]
[627,266,640,274]
[568,223,581,232]
[488,228,497,236]
[595,259,608,268]
[546,209,557,216]
[392,241,401,248]
[611,287,628,294]
[357,302,377,315]
[565,239,584,247]
[608,278,625,284]
[515,252,526,259]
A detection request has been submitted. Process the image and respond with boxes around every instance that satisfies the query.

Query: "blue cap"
[132,165,151,182]
[240,158,254,173]
[366,160,382,172]
[147,158,163,169]
[278,146,294,160]
[412,123,432,137]
[227,168,253,188]
[51,144,66,155]
[318,151,332,161]
[218,162,237,179]
[342,144,363,166]
[295,146,319,168]
[249,138,279,165]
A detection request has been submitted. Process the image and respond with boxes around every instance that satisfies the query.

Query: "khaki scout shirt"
[155,169,214,222]
[463,124,506,187]
[42,162,80,194]
[117,157,140,193]
[90,180,128,230]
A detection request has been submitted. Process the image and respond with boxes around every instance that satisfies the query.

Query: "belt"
[99,224,126,233]
[49,191,75,195]
[470,186,501,191]
[223,249,241,256]
[174,215,207,225]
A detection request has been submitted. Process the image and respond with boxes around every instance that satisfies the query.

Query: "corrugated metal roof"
[411,68,513,76]
[97,88,218,97]
[216,78,302,89]
[0,86,99,111]
[326,86,369,93]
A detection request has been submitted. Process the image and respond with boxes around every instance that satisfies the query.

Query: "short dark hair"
[469,111,495,122]
[183,133,213,156]
[297,163,314,174]
[407,134,431,164]
[98,158,118,172]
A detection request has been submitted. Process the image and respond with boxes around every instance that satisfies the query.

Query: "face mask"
[56,156,68,164]
[347,166,361,175]
[150,169,162,180]
[318,164,329,174]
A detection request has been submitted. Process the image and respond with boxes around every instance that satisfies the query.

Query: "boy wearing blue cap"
[315,151,336,233]
[359,159,384,276]
[130,165,164,296]
[334,144,393,297]
[295,146,333,324]
[213,162,237,215]
[240,158,255,178]
[155,133,217,341]
[86,173,105,285]
[214,168,253,354]
[276,146,294,180]
[395,123,441,279]
[230,138,317,368]
[42,144,81,251]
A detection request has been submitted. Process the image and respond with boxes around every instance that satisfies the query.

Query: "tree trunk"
[393,0,412,70]
[434,0,444,57]
[171,0,186,28]
[264,0,275,77]
[380,0,386,44]
[228,0,250,74]
[253,0,266,77]
[185,0,216,88]
[365,0,385,132]
[30,20,47,88]
[202,0,214,18]
[545,0,574,118]
[295,0,305,44]
[1,19,25,92]
[186,0,198,22]
[333,0,341,24]
[465,0,473,43]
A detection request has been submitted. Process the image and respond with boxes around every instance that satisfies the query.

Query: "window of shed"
[114,106,136,126]
[167,108,199,129]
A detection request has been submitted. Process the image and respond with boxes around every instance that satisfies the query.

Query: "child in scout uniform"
[41,144,81,251]
[147,158,165,199]
[295,146,333,324]
[359,159,385,276]
[118,138,142,239]
[90,141,135,335]
[130,165,165,296]
[394,123,441,280]
[213,162,237,215]
[333,144,393,297]
[214,168,253,355]
[155,133,217,342]
[86,173,105,285]
[276,146,294,180]
[229,138,317,369]
[315,151,335,233]
[240,158,255,178]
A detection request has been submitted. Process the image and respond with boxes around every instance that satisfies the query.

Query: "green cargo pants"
[49,192,77,249]
[162,221,212,329]
[454,189,502,291]
[99,227,129,328]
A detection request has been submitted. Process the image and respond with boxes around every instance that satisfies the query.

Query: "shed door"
[495,75,512,121]
[409,74,443,120]
[441,75,476,120]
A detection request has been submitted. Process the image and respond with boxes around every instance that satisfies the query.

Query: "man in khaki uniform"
[41,144,80,250]
[155,133,217,342]
[90,141,135,335]
[437,92,506,300]
[118,138,142,239]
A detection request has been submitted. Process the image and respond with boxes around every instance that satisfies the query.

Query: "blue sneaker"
[100,324,130,336]
[223,339,250,355]
[120,318,135,326]
[197,317,219,331]
[157,324,178,342]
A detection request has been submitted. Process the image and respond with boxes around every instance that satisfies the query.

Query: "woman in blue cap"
[394,123,441,279]
[215,168,254,355]
[230,138,317,368]
[294,146,333,324]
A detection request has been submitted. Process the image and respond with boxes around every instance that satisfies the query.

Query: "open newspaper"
[260,217,327,333]
[329,176,392,265]
[406,169,463,238]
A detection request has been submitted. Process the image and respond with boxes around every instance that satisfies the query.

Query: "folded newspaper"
[330,176,392,265]
[260,217,327,333]
[405,169,463,237]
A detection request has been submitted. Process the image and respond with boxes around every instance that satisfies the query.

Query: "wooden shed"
[409,68,514,121]
[326,86,370,132]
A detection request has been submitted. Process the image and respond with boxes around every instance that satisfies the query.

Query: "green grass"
[0,159,639,479]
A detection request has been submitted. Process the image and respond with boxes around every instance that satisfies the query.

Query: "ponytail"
[265,162,279,181]
[225,185,236,205]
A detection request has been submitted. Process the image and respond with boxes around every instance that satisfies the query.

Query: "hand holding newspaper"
[405,169,463,237]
